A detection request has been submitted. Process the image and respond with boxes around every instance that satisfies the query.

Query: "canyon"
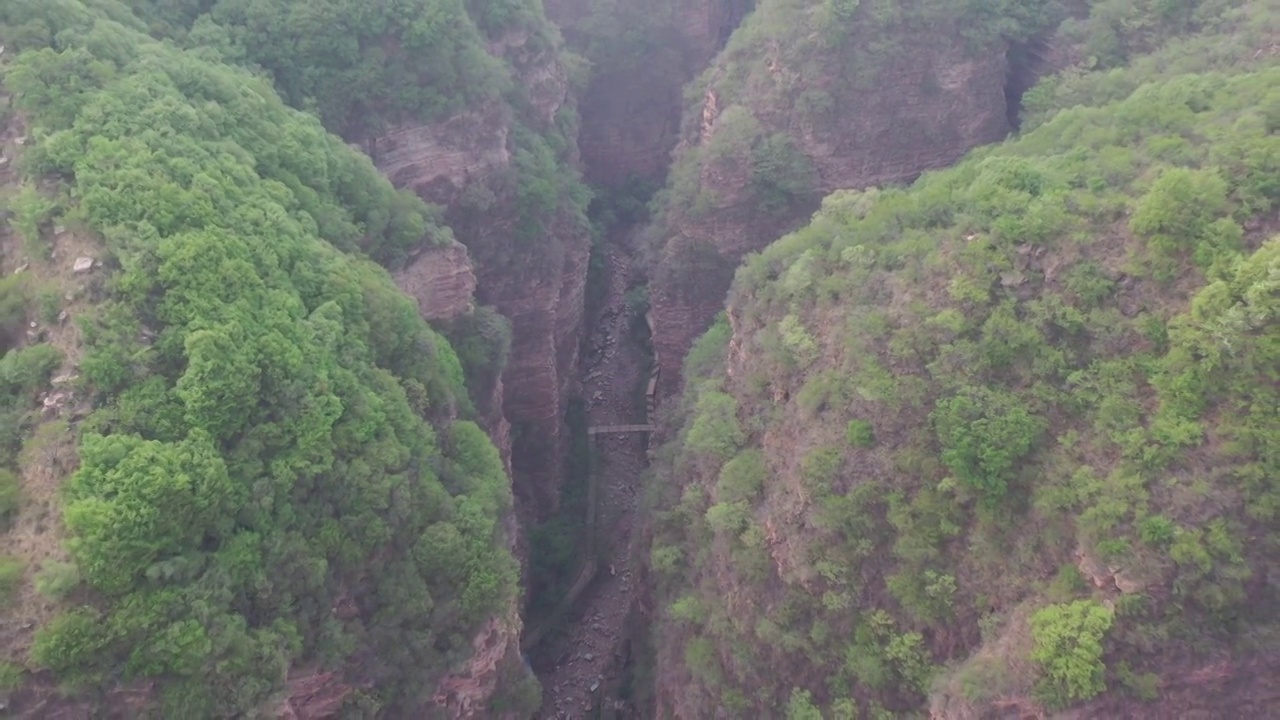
[369,0,1066,716]
[2,1,1275,718]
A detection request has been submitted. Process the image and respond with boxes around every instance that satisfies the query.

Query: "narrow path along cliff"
[531,225,650,718]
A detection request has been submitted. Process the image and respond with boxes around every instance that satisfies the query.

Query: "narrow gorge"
[511,1,1065,714]
[305,0,1159,714]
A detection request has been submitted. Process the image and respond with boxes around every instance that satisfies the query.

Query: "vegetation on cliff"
[646,0,1279,715]
[654,0,1066,222]
[97,0,593,278]
[0,2,520,715]
[118,0,550,138]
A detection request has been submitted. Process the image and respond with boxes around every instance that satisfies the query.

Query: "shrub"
[0,661,22,692]
[785,688,823,720]
[0,468,19,524]
[778,314,819,368]
[623,285,650,316]
[9,184,57,260]
[684,315,731,381]
[650,544,683,575]
[846,419,876,448]
[0,344,63,401]
[1138,514,1177,546]
[1031,600,1115,707]
[34,560,81,599]
[0,556,24,599]
[717,449,767,503]
[933,388,1044,503]
[0,274,29,353]
[705,501,750,534]
[751,133,816,211]
[685,389,745,460]
[1129,167,1229,259]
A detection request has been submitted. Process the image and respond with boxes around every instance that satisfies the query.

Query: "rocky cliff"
[368,25,592,524]
[395,240,479,321]
[391,244,529,720]
[646,0,1043,398]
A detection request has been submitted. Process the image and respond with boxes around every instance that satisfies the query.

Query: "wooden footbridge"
[586,424,654,435]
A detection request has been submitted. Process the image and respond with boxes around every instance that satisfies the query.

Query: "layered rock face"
[371,28,590,522]
[394,240,479,321]
[648,2,1017,397]
[450,202,589,519]
[374,106,510,209]
[373,30,589,716]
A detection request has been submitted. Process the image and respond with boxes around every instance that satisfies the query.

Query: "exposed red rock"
[280,672,355,720]
[371,25,587,524]
[432,611,524,719]
[371,104,511,209]
[464,210,589,519]
[394,240,478,321]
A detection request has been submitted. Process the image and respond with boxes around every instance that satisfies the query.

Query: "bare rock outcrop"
[432,609,524,718]
[461,210,589,518]
[648,4,1017,397]
[394,240,478,321]
[280,672,356,720]
[373,105,510,209]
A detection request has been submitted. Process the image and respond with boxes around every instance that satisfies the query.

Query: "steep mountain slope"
[0,2,532,716]
[138,0,596,522]
[644,1,1280,716]
[644,0,1072,398]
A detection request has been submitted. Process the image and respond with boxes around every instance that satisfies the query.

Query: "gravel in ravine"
[534,226,648,718]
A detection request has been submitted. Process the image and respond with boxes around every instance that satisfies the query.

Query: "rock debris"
[535,228,648,717]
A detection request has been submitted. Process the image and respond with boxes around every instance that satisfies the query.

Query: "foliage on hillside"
[113,0,552,139]
[0,3,520,715]
[202,0,511,138]
[66,0,593,274]
[645,3,1280,715]
[188,0,590,265]
[682,0,1058,189]
[645,0,1069,313]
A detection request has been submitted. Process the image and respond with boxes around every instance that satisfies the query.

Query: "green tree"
[1129,167,1229,259]
[64,431,241,596]
[685,388,745,460]
[1030,600,1115,707]
[785,688,824,720]
[932,388,1044,502]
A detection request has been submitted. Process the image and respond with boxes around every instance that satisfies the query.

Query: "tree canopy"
[0,3,517,714]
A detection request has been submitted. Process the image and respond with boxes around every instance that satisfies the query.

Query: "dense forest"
[0,1,526,716]
[644,0,1279,716]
